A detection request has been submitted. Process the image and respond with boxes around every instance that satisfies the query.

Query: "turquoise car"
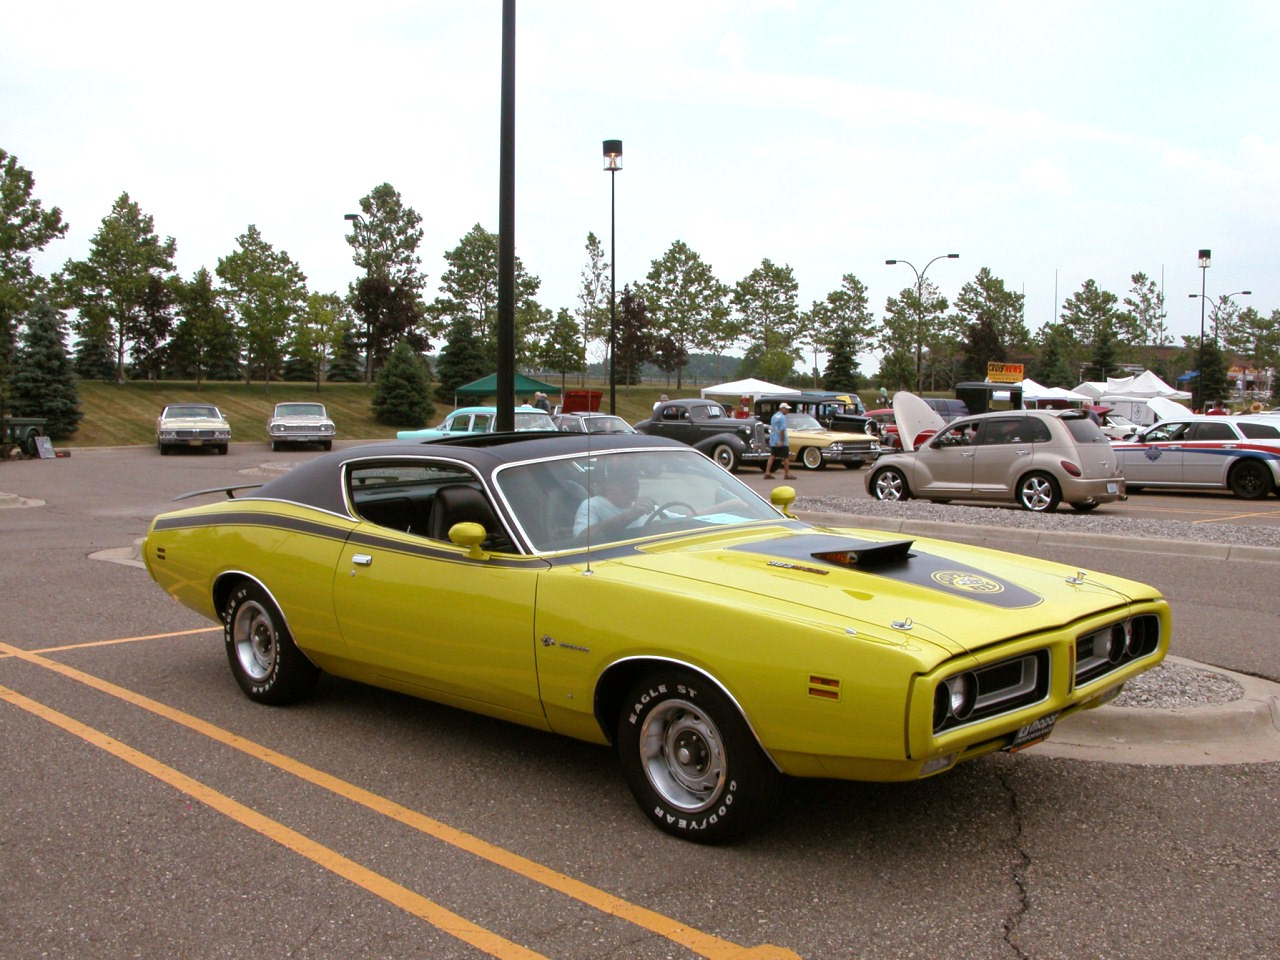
[396,405,555,440]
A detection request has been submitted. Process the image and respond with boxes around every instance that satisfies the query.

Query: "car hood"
[605,525,1144,658]
[271,415,332,423]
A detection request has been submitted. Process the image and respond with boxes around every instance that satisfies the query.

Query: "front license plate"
[1007,712,1058,751]
[1106,482,1119,494]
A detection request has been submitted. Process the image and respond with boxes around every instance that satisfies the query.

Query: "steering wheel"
[643,500,697,526]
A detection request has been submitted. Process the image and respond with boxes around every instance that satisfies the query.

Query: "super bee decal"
[731,534,1044,609]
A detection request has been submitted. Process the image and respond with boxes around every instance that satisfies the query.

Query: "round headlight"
[1107,625,1127,663]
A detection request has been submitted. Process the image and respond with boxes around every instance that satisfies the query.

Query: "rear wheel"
[799,447,824,470]
[223,581,319,705]
[871,467,909,501]
[1017,472,1060,512]
[616,670,778,843]
[710,442,739,473]
[1228,459,1272,499]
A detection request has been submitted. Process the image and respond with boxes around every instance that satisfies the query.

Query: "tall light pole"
[885,253,959,391]
[603,139,622,414]
[344,212,376,383]
[1188,289,1251,343]
[1194,249,1211,411]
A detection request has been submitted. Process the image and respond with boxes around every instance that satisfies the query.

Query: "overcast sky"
[6,1,1278,365]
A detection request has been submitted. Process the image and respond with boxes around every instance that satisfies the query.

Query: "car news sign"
[986,362,1024,384]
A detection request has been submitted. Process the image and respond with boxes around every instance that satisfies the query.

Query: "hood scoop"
[810,539,915,568]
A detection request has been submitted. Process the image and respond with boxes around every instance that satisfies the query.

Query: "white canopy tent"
[699,378,799,403]
[1019,378,1092,406]
[1074,371,1190,401]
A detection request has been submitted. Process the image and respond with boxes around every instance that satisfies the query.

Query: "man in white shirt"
[573,464,655,538]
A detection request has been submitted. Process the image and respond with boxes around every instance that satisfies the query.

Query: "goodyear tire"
[710,441,739,473]
[617,670,778,843]
[1017,472,1060,512]
[871,467,909,501]
[1228,459,1271,500]
[223,581,319,705]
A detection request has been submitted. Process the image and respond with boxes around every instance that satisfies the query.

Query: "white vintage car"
[155,404,231,455]
[266,402,336,451]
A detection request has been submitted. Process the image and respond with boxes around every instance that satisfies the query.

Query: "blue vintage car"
[396,405,555,440]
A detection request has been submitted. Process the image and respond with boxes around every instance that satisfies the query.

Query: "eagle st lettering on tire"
[223,581,320,705]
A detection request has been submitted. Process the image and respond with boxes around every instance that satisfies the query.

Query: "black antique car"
[755,393,878,437]
[633,398,770,472]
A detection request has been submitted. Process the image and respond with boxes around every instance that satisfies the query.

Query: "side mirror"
[448,522,490,560]
[770,485,797,518]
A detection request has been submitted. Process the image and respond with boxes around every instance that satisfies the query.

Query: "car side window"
[447,416,470,433]
[1238,422,1280,439]
[1191,421,1235,441]
[978,418,1024,445]
[1025,418,1053,443]
[1144,422,1187,442]
[471,414,493,433]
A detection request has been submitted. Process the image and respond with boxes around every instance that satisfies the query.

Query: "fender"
[693,432,747,457]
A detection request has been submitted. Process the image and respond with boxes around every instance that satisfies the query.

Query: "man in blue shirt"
[764,402,794,479]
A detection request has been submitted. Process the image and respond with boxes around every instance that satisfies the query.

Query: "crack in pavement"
[996,764,1031,960]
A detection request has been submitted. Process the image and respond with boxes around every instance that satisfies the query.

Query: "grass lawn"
[66,380,704,448]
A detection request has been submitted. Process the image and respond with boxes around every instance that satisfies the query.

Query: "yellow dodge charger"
[143,433,1169,842]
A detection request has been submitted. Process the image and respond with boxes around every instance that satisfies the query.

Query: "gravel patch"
[1111,661,1245,707]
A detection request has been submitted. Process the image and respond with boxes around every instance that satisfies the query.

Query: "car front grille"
[175,429,217,439]
[1074,614,1161,687]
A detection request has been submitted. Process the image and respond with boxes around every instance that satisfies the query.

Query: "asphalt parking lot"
[2,444,1279,959]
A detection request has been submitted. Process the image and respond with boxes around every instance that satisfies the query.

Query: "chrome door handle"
[352,554,373,566]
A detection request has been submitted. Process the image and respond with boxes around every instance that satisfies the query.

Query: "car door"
[910,421,978,496]
[1120,421,1188,484]
[1182,420,1239,486]
[331,458,548,724]
[969,416,1033,497]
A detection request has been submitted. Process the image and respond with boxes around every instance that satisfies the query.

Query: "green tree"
[326,326,364,383]
[434,314,487,403]
[643,240,732,387]
[372,338,434,427]
[1059,279,1120,382]
[539,307,587,395]
[129,274,176,381]
[576,232,609,383]
[960,316,1007,382]
[60,192,176,383]
[732,258,801,376]
[1029,323,1076,387]
[216,224,307,389]
[804,274,874,391]
[952,268,1028,353]
[71,306,115,380]
[432,224,540,369]
[288,292,348,391]
[169,268,239,385]
[8,296,81,438]
[821,329,862,392]
[616,285,655,391]
[345,183,429,381]
[880,279,953,391]
[1,149,68,428]
[1085,320,1121,381]
[1121,273,1169,368]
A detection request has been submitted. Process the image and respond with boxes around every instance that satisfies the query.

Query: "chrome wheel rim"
[874,471,903,501]
[638,698,726,813]
[802,448,822,469]
[232,600,277,681]
[1022,477,1053,511]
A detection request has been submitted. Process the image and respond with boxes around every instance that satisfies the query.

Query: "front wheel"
[616,670,779,843]
[799,447,824,470]
[1017,472,1060,512]
[710,442,739,473]
[1228,459,1272,500]
[871,467,909,502]
[223,581,320,705]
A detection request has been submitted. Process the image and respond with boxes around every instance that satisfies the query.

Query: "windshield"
[584,416,635,434]
[786,413,823,431]
[495,448,782,552]
[274,403,326,417]
[513,411,556,431]
[164,405,220,419]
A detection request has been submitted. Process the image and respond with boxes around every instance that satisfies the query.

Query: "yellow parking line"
[1193,509,1279,525]
[28,626,222,655]
[0,681,548,960]
[0,641,799,960]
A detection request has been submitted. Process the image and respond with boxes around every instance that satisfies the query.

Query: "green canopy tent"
[453,372,559,407]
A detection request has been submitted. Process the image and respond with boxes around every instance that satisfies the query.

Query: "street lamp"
[1188,289,1251,335]
[884,253,959,391]
[603,139,622,414]
[344,212,375,383]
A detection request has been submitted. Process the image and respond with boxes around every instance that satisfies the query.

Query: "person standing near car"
[764,402,793,479]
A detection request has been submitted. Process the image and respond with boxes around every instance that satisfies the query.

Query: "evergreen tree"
[326,326,364,382]
[372,339,434,427]
[434,314,486,403]
[72,306,116,380]
[821,331,861,392]
[1085,321,1121,381]
[1029,323,1075,387]
[9,296,81,438]
[960,316,1007,382]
